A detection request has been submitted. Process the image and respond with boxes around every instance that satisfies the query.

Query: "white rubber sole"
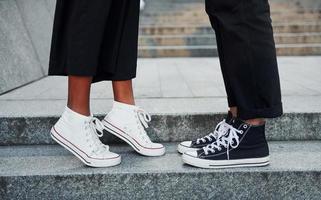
[103,120,165,157]
[182,153,270,169]
[177,143,201,154]
[50,127,121,168]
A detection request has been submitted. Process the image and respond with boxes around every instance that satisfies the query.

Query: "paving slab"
[0,57,320,114]
[0,57,320,145]
[0,57,320,100]
[0,142,321,199]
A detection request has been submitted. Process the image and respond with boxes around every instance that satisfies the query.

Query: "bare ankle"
[112,80,135,106]
[229,107,237,117]
[245,118,265,126]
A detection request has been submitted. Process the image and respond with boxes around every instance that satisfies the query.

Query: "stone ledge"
[0,142,321,199]
[0,112,320,145]
[138,44,321,57]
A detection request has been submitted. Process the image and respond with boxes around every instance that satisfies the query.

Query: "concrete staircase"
[1,111,321,199]
[0,0,321,198]
[138,0,321,57]
[1,56,321,199]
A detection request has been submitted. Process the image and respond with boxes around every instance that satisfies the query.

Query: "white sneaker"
[102,101,165,157]
[50,107,121,167]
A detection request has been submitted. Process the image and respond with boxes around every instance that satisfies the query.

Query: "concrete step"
[142,8,321,15]
[140,11,321,25]
[276,43,321,55]
[141,1,320,13]
[275,32,321,44]
[139,23,321,36]
[141,8,321,15]
[1,141,321,199]
[139,45,218,57]
[1,111,320,146]
[138,44,321,57]
[142,0,319,10]
[139,33,321,46]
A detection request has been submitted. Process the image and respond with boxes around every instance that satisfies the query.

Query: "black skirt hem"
[48,0,139,83]
[48,69,136,83]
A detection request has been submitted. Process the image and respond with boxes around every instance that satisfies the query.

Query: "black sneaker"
[177,112,234,154]
[182,118,270,169]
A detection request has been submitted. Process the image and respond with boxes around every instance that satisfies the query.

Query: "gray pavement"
[0,56,320,117]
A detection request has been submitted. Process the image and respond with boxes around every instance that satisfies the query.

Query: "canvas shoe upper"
[102,101,165,157]
[50,107,121,167]
[177,112,234,154]
[182,118,270,169]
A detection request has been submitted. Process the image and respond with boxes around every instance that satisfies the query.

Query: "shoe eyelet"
[243,125,248,128]
[240,130,244,134]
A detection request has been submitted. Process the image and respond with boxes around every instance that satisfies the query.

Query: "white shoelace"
[137,109,151,128]
[84,117,109,155]
[203,123,244,159]
[196,120,230,144]
[91,117,106,137]
[135,109,152,144]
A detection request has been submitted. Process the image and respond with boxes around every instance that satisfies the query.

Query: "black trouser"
[205,0,283,120]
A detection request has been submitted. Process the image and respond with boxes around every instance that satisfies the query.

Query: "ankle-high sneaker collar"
[112,101,137,111]
[231,117,265,133]
[63,106,92,124]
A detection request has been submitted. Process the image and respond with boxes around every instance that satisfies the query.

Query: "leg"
[67,76,92,116]
[181,0,281,168]
[207,2,265,126]
[112,80,135,105]
[48,0,133,168]
[229,107,237,117]
[206,0,282,120]
[51,74,121,167]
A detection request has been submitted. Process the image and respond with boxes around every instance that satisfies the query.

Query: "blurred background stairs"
[138,0,321,57]
[1,0,321,199]
[1,0,320,93]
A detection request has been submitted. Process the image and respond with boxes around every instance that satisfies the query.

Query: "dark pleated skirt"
[48,0,140,82]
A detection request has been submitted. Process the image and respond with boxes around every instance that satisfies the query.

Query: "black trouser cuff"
[237,103,283,120]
